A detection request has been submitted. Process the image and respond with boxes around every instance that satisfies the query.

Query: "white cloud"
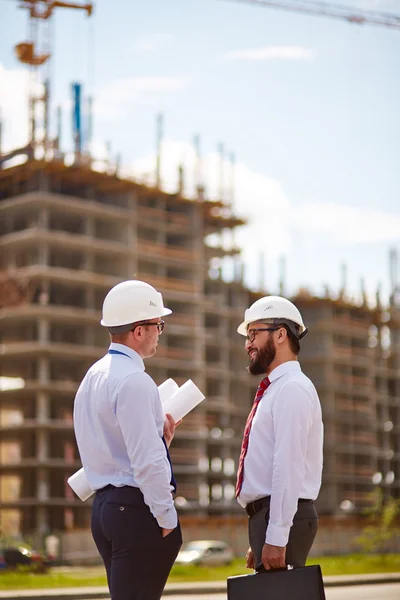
[95,76,188,119]
[291,202,400,244]
[0,63,188,159]
[223,45,316,61]
[127,138,400,250]
[125,138,292,288]
[0,66,397,299]
[0,64,30,153]
[123,138,399,295]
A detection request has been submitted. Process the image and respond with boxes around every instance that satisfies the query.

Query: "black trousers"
[248,497,318,568]
[91,485,182,600]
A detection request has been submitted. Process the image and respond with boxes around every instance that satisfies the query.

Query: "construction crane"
[10,1,93,162]
[15,2,92,65]
[226,0,400,30]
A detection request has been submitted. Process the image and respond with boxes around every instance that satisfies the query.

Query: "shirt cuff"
[156,506,178,529]
[266,523,290,547]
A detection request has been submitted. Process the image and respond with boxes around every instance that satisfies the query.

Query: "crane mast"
[13,0,93,161]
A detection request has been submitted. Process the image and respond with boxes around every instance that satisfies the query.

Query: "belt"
[97,484,117,492]
[97,484,135,493]
[245,496,313,518]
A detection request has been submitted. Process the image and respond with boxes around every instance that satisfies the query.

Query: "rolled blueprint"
[158,378,179,404]
[161,379,205,422]
[67,468,93,502]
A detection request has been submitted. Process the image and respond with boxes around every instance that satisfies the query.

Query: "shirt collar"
[268,360,301,383]
[108,342,145,371]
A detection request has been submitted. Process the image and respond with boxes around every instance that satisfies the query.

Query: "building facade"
[0,160,399,540]
[0,160,254,536]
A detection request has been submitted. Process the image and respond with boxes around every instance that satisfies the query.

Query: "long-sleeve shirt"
[237,361,323,547]
[73,342,177,529]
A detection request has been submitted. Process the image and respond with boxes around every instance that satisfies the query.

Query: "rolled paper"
[67,467,94,502]
[158,378,179,404]
[162,379,205,422]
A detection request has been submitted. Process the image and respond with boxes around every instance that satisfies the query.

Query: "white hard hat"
[237,295,307,339]
[101,280,171,332]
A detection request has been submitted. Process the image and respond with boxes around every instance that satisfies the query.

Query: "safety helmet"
[237,295,308,339]
[101,280,172,333]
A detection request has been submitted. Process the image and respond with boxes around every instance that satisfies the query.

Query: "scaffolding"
[0,159,252,535]
[0,160,399,537]
[295,292,400,514]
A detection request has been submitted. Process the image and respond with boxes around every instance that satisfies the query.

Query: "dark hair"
[280,324,300,355]
[110,331,130,343]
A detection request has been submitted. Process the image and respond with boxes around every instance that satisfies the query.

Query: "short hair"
[110,331,131,343]
[108,323,134,335]
[280,324,300,355]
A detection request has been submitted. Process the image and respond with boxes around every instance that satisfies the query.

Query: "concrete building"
[0,159,253,536]
[0,160,399,544]
[296,291,400,514]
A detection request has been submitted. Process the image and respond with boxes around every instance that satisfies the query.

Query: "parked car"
[0,545,47,570]
[175,540,234,566]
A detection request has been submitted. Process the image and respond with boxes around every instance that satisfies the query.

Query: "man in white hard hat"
[236,296,323,572]
[73,280,182,600]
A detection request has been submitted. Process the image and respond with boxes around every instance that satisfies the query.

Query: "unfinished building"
[0,160,399,542]
[0,159,256,536]
[296,291,400,513]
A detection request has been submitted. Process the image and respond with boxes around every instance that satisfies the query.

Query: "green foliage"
[15,563,48,575]
[1,554,400,589]
[310,553,400,576]
[355,492,400,554]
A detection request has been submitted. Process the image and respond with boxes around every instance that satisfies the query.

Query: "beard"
[247,335,276,375]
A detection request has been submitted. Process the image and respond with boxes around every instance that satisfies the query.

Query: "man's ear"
[131,326,142,341]
[276,327,287,344]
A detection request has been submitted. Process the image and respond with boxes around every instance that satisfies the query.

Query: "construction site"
[0,0,399,559]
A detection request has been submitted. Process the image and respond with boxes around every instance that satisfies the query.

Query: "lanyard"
[108,349,130,358]
[108,347,177,492]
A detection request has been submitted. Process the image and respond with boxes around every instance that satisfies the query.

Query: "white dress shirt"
[237,361,323,547]
[73,342,177,529]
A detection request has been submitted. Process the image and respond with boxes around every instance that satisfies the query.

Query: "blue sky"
[1,0,399,304]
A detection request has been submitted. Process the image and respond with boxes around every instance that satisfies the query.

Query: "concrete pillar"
[38,317,49,343]
[191,201,208,509]
[36,434,49,534]
[37,392,49,423]
[84,217,94,237]
[38,357,50,384]
[83,217,94,272]
[127,192,138,277]
[157,196,167,279]
[37,430,48,463]
[38,242,49,266]
[36,383,50,533]
[38,206,49,229]
[36,506,49,535]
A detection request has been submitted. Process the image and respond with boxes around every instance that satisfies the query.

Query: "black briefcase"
[227,564,326,600]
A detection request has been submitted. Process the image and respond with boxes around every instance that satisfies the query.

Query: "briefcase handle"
[255,563,294,573]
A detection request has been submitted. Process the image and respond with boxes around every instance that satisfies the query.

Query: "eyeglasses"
[245,327,278,344]
[132,320,165,334]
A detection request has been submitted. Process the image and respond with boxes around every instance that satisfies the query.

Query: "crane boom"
[226,0,400,30]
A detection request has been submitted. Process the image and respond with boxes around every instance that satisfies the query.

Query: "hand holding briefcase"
[227,564,326,600]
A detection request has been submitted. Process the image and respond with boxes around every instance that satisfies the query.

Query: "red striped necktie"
[235,377,270,498]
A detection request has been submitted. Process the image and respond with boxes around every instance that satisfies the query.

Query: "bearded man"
[235,296,324,572]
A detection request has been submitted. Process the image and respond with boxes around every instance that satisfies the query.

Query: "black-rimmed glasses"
[246,327,278,343]
[132,320,165,334]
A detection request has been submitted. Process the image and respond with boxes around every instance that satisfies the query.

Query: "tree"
[355,492,400,554]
